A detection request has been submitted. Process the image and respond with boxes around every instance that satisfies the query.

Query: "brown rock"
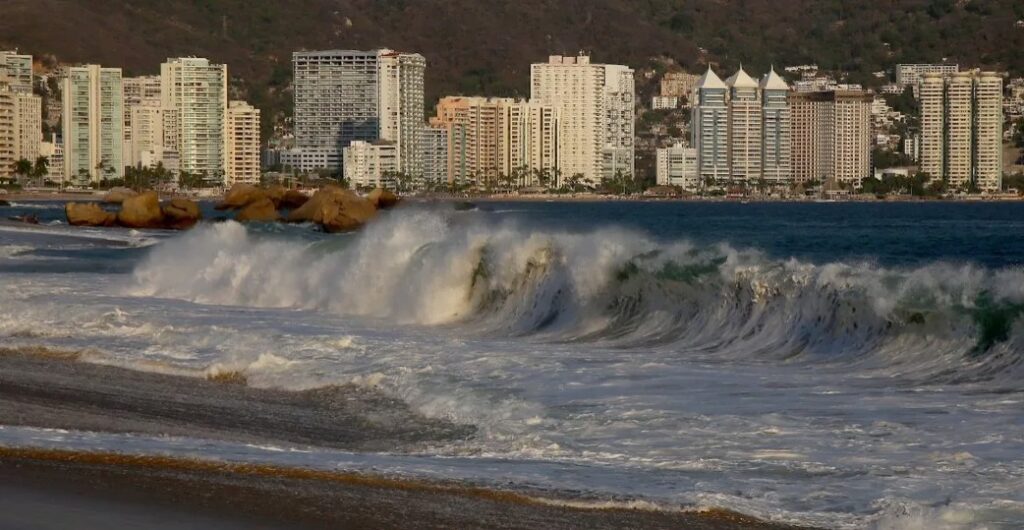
[286,185,377,233]
[102,187,139,204]
[217,183,265,210]
[264,185,286,207]
[279,189,310,210]
[66,202,116,227]
[161,198,201,229]
[117,191,165,229]
[367,188,399,209]
[234,197,279,223]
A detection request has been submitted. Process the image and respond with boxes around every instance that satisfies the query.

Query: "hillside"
[4,0,1023,134]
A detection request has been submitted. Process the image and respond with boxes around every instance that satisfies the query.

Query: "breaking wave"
[132,210,1024,385]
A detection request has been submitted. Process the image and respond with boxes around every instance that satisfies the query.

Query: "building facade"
[343,140,397,188]
[0,83,16,178]
[419,125,448,185]
[692,68,730,183]
[378,51,426,176]
[226,100,261,185]
[918,70,1003,192]
[13,92,41,163]
[760,68,792,185]
[656,142,698,190]
[530,54,634,186]
[161,57,228,184]
[62,65,124,184]
[725,67,762,183]
[896,63,959,88]
[0,51,33,94]
[788,90,872,185]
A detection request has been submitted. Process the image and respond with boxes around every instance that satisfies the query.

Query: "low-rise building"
[656,142,699,190]
[343,140,398,188]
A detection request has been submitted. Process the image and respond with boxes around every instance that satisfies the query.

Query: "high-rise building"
[127,102,167,169]
[725,67,762,183]
[0,51,33,94]
[531,54,634,185]
[292,49,425,174]
[895,64,959,88]
[343,140,398,188]
[789,90,872,185]
[656,142,699,190]
[760,68,791,185]
[419,125,448,185]
[918,70,1003,192]
[122,75,163,167]
[378,51,425,176]
[226,100,261,185]
[161,57,227,184]
[692,67,729,182]
[430,96,558,187]
[13,92,41,163]
[62,65,124,184]
[0,83,16,179]
[123,75,161,107]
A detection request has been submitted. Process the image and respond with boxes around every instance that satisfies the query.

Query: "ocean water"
[2,199,1024,529]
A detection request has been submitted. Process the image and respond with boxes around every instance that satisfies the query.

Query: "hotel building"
[656,142,699,190]
[788,90,872,185]
[530,54,634,185]
[161,57,228,184]
[226,100,261,185]
[62,65,124,184]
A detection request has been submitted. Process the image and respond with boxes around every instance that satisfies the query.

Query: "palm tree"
[14,159,32,183]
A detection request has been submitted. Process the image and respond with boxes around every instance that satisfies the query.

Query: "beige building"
[378,51,426,177]
[660,71,701,104]
[0,83,16,179]
[789,90,872,185]
[0,51,33,94]
[161,57,227,184]
[918,70,1003,192]
[343,140,397,188]
[656,142,699,190]
[226,100,261,185]
[431,96,558,186]
[531,54,634,185]
[62,65,124,184]
[13,92,41,163]
[725,67,762,183]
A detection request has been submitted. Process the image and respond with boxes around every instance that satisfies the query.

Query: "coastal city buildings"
[343,140,397,188]
[0,83,16,179]
[0,51,34,94]
[655,142,698,190]
[419,125,448,185]
[226,100,261,185]
[761,68,792,185]
[291,49,425,174]
[160,57,228,184]
[692,68,729,182]
[659,71,701,107]
[895,63,958,91]
[62,64,124,184]
[693,66,794,186]
[429,96,559,186]
[13,91,41,163]
[788,90,872,185]
[919,70,1003,191]
[531,54,634,185]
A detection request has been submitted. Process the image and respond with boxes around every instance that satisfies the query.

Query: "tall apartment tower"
[292,49,425,174]
[504,101,559,184]
[161,57,228,184]
[226,101,261,185]
[14,92,42,163]
[378,51,426,176]
[62,65,124,184]
[918,71,1003,192]
[760,68,791,184]
[530,54,634,185]
[0,51,34,93]
[692,67,729,182]
[122,75,163,168]
[788,90,872,185]
[0,83,16,178]
[725,67,762,183]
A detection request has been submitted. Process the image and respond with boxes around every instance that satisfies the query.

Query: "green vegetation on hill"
[4,0,1022,141]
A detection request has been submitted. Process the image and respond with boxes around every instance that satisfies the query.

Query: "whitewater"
[1,200,1023,529]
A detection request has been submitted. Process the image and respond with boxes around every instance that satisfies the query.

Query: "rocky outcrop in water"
[367,188,399,209]
[65,203,117,227]
[101,187,139,204]
[116,191,165,229]
[234,197,279,223]
[161,198,202,230]
[286,185,378,233]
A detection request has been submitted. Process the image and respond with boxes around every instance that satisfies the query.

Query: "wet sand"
[0,349,820,529]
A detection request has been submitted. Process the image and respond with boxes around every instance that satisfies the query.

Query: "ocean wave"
[130,213,1024,384]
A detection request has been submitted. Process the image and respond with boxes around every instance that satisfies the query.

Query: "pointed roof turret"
[696,66,727,90]
[725,66,758,89]
[759,66,790,90]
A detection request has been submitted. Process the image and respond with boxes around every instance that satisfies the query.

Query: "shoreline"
[0,347,818,530]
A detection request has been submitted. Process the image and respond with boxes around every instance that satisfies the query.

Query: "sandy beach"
[0,349,816,530]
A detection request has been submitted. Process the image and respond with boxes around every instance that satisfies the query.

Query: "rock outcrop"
[117,191,164,229]
[101,187,139,204]
[367,188,399,209]
[286,186,377,233]
[217,183,265,210]
[161,198,201,229]
[234,197,279,222]
[66,202,117,227]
